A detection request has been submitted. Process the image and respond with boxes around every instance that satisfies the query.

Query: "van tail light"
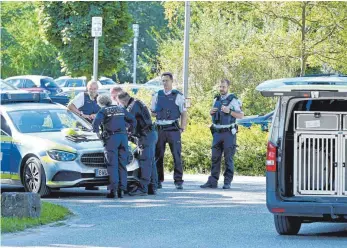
[266,142,277,172]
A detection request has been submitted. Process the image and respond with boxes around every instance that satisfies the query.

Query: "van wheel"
[274,215,301,235]
[23,157,51,197]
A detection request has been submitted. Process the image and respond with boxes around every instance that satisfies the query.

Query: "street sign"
[92,17,102,37]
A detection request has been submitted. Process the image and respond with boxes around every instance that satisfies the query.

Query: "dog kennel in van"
[293,111,347,196]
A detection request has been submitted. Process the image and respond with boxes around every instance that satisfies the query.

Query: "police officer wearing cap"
[117,91,158,196]
[92,94,136,198]
[200,79,244,189]
[68,80,101,191]
[151,72,187,190]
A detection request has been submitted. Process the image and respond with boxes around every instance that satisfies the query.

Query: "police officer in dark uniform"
[151,72,187,190]
[117,91,158,196]
[68,80,101,191]
[92,94,136,198]
[200,79,244,189]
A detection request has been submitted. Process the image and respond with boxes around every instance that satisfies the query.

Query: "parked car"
[0,91,141,197]
[99,77,117,86]
[55,76,86,88]
[5,75,62,95]
[237,111,274,131]
[1,79,18,91]
[143,77,163,92]
[256,75,347,235]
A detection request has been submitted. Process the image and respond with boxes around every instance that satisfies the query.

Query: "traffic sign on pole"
[92,17,102,37]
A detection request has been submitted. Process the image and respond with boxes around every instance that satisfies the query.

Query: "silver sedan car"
[0,93,139,196]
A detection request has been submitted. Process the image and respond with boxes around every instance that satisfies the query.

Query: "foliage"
[158,2,347,115]
[164,122,212,174]
[234,125,268,176]
[1,2,61,78]
[116,2,168,84]
[38,1,133,77]
[247,1,347,76]
[1,201,71,233]
[163,122,268,176]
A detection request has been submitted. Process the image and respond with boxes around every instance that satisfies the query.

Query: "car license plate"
[95,168,108,177]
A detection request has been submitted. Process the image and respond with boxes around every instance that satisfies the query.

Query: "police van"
[0,91,140,196]
[256,75,347,235]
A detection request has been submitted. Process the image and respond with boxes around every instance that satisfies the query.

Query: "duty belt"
[155,121,179,130]
[210,124,238,133]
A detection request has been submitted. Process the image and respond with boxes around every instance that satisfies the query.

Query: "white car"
[5,75,62,95]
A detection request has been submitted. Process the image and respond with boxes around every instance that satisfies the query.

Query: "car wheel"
[23,157,51,197]
[274,215,302,235]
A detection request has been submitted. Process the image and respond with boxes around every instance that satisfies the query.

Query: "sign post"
[132,24,139,85]
[183,2,191,107]
[92,17,102,81]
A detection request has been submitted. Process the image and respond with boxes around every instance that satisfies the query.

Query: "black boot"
[200,182,217,189]
[148,184,157,195]
[128,186,148,196]
[106,189,116,198]
[117,189,124,198]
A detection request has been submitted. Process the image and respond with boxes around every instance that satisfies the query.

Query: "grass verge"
[1,201,71,233]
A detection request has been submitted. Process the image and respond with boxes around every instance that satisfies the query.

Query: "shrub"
[163,124,268,176]
[234,125,268,176]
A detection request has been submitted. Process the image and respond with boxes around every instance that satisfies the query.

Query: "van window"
[269,100,280,144]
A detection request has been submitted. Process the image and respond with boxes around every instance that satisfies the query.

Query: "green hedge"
[164,124,268,176]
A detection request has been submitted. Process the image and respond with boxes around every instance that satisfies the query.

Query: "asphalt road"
[1,174,347,248]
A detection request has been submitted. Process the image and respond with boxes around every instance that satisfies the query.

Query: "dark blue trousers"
[138,130,157,192]
[150,130,158,190]
[104,134,128,191]
[208,131,237,185]
[155,129,184,183]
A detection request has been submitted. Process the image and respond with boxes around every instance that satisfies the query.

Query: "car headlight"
[47,150,77,161]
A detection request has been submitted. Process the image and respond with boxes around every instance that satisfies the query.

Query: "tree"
[38,1,132,77]
[116,2,168,84]
[1,2,61,78]
[156,2,347,115]
[249,1,347,76]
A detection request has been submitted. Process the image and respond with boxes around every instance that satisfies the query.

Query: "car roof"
[6,75,53,80]
[256,76,347,96]
[1,102,66,112]
[5,75,54,86]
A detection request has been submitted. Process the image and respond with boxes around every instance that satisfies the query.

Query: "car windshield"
[54,79,66,87]
[100,79,115,85]
[67,79,85,87]
[7,108,92,133]
[41,78,59,88]
[0,80,17,90]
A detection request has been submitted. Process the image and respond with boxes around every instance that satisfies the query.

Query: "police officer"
[110,86,124,105]
[200,79,244,189]
[68,80,100,123]
[151,72,187,190]
[68,80,101,191]
[92,94,136,198]
[117,91,158,196]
